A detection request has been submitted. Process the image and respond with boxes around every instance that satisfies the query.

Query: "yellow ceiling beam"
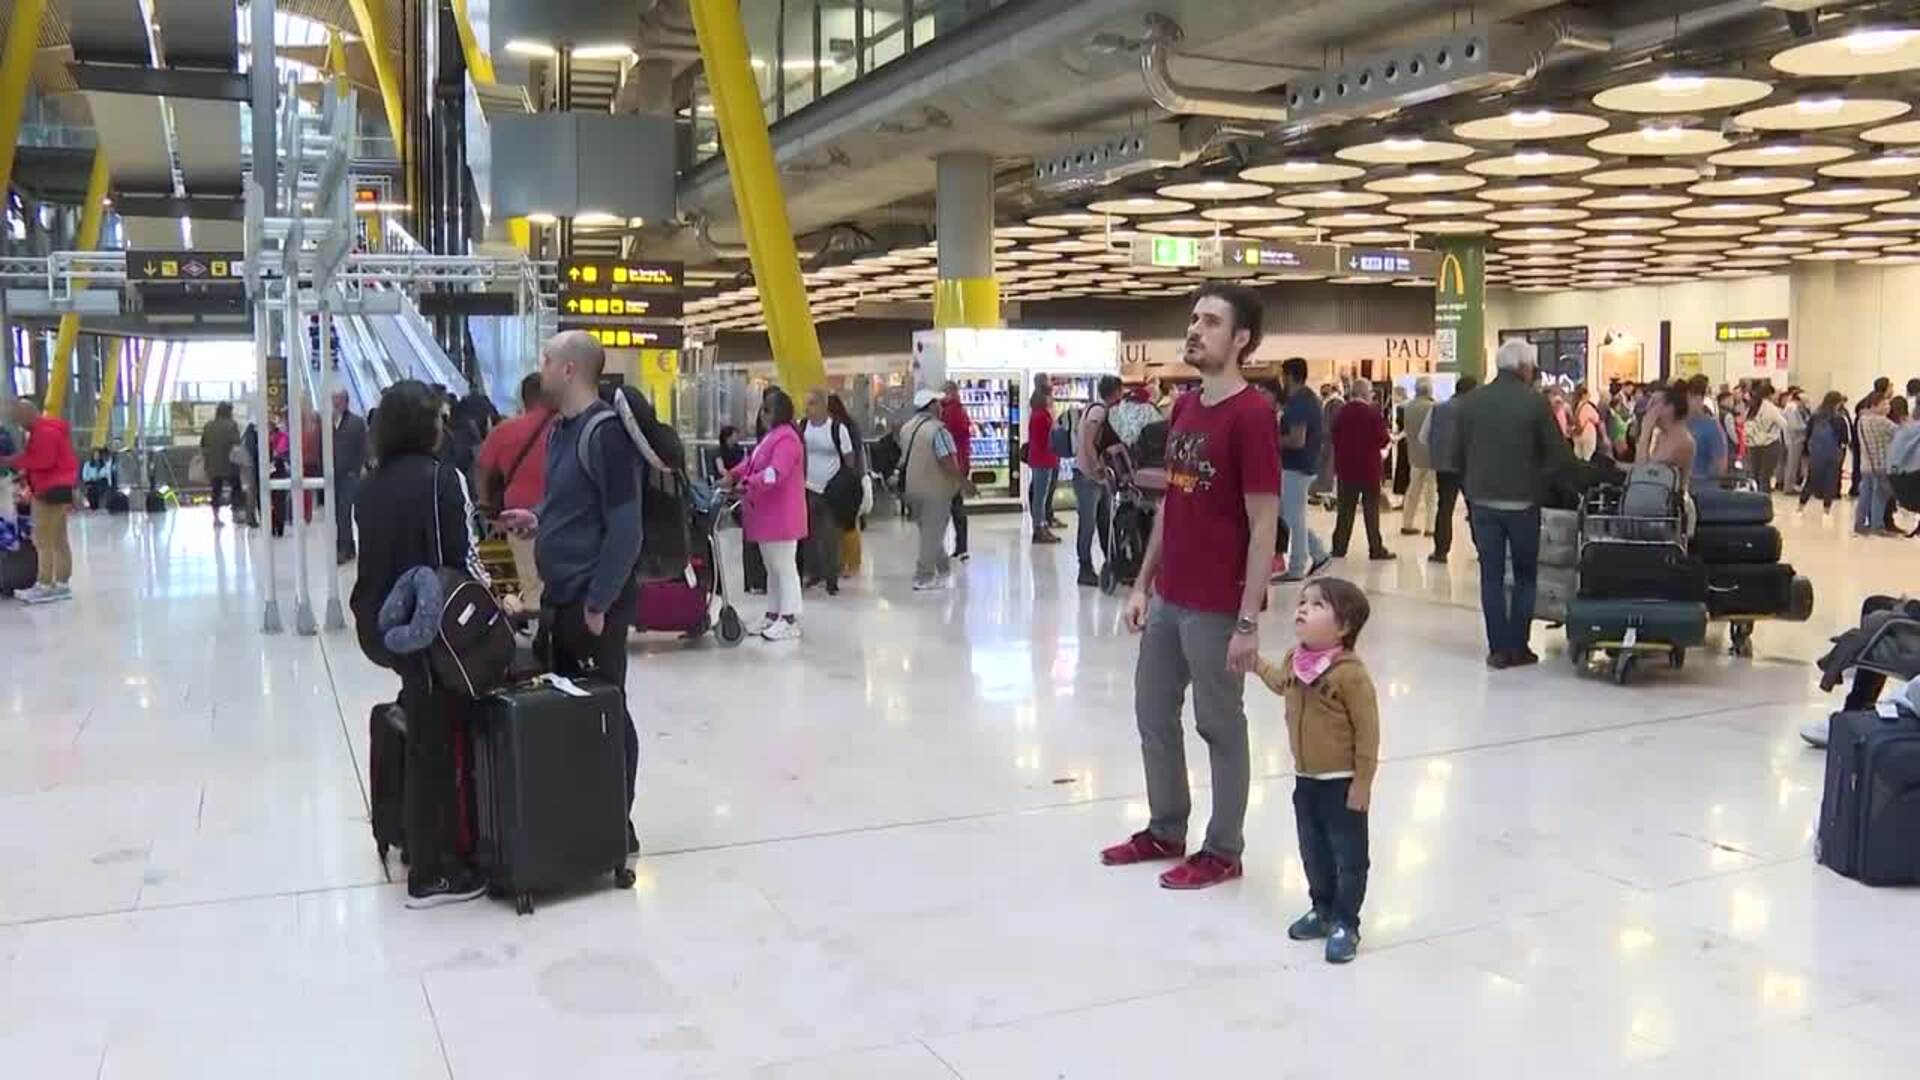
[0,0,50,197]
[45,148,109,417]
[342,0,404,162]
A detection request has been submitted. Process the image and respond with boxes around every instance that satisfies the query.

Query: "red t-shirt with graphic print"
[1156,384,1282,614]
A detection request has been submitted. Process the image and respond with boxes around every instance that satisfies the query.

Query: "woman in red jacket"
[1025,383,1062,544]
[1329,383,1394,562]
[3,397,80,603]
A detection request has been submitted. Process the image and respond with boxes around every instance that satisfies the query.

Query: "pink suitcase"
[635,579,710,636]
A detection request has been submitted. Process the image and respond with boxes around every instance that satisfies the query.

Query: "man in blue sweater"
[501,330,644,849]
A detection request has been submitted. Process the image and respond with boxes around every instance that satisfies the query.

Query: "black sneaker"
[1486,651,1513,670]
[1510,648,1540,667]
[1077,566,1100,587]
[1308,557,1332,576]
[405,868,487,909]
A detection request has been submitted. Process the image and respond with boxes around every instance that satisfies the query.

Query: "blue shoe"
[1325,924,1360,964]
[1287,909,1332,941]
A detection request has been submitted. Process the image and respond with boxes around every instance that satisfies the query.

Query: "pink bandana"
[1292,645,1344,686]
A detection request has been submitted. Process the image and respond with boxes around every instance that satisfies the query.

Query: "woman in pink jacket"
[725,386,808,641]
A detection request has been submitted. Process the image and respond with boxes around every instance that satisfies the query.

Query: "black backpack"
[578,392,693,584]
[426,465,515,697]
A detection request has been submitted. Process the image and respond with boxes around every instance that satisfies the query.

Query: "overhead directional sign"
[558,322,685,350]
[1219,239,1339,274]
[128,249,245,283]
[1339,247,1438,278]
[558,258,683,293]
[558,292,684,319]
[417,291,520,318]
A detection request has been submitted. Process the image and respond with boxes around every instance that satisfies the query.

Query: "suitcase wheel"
[1099,563,1118,595]
[514,893,534,917]
[1612,653,1637,685]
[614,866,637,889]
[716,607,746,647]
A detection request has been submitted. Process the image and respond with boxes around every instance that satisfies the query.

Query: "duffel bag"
[1577,541,1708,601]
[1694,523,1783,564]
[1692,485,1774,526]
[1705,563,1794,617]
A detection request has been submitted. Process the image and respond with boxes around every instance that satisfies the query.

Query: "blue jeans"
[1856,472,1888,532]
[1470,504,1541,654]
[1293,777,1369,931]
[1281,469,1328,575]
[1073,469,1111,570]
[1027,466,1057,531]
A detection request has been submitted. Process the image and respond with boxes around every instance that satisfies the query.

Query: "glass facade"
[691,0,1010,164]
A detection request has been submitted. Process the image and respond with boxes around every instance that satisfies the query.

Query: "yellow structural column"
[90,337,125,448]
[0,0,48,197]
[688,0,825,396]
[344,0,406,174]
[45,148,110,417]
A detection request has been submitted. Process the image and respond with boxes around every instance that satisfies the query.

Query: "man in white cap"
[1455,337,1572,669]
[897,387,966,589]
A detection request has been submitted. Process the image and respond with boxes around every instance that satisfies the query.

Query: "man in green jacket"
[1456,339,1572,669]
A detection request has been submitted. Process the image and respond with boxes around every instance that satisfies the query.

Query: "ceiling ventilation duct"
[1282,25,1564,124]
[1139,14,1292,122]
[1032,123,1191,193]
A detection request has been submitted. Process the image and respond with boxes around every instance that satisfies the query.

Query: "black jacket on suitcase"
[1818,708,1920,886]
[1577,542,1708,601]
[474,677,634,914]
[1693,523,1783,564]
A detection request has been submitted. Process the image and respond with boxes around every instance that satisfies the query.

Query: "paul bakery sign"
[1121,334,1433,371]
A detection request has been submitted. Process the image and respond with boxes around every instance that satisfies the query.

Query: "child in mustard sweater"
[1255,577,1380,964]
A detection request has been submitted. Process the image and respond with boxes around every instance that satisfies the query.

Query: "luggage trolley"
[1570,484,1696,685]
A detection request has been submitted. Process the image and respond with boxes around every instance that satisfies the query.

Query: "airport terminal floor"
[4,497,1919,1078]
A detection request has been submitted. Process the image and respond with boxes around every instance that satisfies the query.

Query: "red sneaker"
[1158,852,1243,890]
[1100,830,1186,866]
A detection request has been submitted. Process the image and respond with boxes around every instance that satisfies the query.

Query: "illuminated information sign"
[559,258,683,292]
[1339,248,1438,277]
[557,258,684,350]
[128,249,244,282]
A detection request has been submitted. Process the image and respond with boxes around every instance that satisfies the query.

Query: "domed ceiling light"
[1593,73,1772,114]
[1771,27,1920,76]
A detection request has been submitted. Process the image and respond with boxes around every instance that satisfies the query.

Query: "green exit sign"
[1150,237,1200,267]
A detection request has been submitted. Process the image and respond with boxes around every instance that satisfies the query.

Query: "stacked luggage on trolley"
[1531,507,1580,623]
[1565,463,1709,684]
[1693,479,1814,656]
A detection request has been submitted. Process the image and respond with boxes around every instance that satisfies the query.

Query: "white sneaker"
[13,584,49,603]
[1800,718,1829,749]
[760,618,801,642]
[747,613,777,635]
[912,576,941,592]
[45,584,72,603]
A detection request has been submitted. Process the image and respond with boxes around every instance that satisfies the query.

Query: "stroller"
[633,485,747,646]
[1098,442,1168,595]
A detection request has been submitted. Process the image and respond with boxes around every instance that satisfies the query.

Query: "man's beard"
[1186,340,1226,374]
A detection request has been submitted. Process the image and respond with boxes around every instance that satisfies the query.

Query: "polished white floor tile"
[3,499,1918,1077]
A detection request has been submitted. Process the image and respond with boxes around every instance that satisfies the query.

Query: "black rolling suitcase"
[1577,542,1708,601]
[473,677,634,914]
[0,540,35,596]
[1692,485,1774,526]
[1566,598,1709,650]
[369,702,408,874]
[1705,563,1795,617]
[107,489,131,514]
[1693,524,1783,564]
[1817,708,1920,886]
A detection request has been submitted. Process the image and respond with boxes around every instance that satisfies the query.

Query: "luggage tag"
[537,673,593,698]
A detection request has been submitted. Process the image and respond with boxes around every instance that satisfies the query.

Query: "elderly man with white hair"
[1455,338,1574,669]
[1400,376,1437,538]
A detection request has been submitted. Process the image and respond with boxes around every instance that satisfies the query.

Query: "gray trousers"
[908,491,953,581]
[1134,599,1251,859]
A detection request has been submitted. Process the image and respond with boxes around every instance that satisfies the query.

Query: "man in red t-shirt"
[1329,384,1394,561]
[3,397,80,603]
[1100,284,1282,890]
[941,382,974,560]
[473,373,555,606]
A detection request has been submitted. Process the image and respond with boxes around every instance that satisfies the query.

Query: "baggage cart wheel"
[613,866,637,889]
[1729,621,1755,658]
[1669,648,1685,670]
[1611,653,1636,685]
[716,607,746,647]
[514,893,534,917]
[1099,563,1118,595]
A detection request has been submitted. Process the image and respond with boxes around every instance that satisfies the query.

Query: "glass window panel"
[782,0,818,114]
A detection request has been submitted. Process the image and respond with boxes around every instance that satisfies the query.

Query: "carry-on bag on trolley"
[472,676,636,915]
[1577,542,1708,601]
[1692,523,1784,564]
[1539,508,1580,569]
[1618,462,1686,518]
[1704,563,1796,617]
[1566,598,1710,652]
[1817,708,1920,886]
[1692,485,1774,526]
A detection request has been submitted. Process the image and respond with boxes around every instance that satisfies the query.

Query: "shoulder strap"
[900,416,931,477]
[576,409,620,488]
[431,461,444,566]
[502,412,554,489]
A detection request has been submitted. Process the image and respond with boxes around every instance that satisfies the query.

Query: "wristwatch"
[1234,617,1258,635]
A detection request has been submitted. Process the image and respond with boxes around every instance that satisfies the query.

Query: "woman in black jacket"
[349,380,491,908]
